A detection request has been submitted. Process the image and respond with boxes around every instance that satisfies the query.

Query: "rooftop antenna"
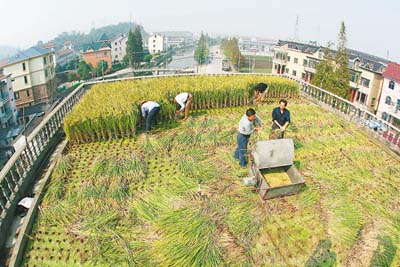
[294,15,300,42]
[316,24,320,45]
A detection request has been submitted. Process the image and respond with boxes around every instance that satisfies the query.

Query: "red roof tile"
[383,62,400,82]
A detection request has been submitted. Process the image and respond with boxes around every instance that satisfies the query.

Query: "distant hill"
[0,45,19,59]
[46,22,147,51]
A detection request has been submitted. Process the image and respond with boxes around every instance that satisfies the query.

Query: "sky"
[1,0,399,61]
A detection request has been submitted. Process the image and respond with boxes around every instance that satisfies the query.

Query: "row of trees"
[221,37,245,71]
[313,22,350,99]
[194,33,209,64]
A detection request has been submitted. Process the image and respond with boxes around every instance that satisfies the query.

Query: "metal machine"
[246,139,305,200]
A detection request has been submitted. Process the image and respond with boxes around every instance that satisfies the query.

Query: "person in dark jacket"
[254,83,269,105]
[270,99,290,139]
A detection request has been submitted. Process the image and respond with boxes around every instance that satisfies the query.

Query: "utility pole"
[294,15,300,42]
[102,61,104,80]
[238,52,241,73]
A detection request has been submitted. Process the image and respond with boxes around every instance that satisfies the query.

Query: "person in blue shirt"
[234,108,263,167]
[140,100,161,134]
[271,99,291,139]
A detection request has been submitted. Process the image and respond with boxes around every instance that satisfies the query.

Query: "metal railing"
[0,82,86,248]
[0,72,399,249]
[284,74,400,152]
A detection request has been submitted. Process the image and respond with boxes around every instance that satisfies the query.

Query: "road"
[197,45,231,74]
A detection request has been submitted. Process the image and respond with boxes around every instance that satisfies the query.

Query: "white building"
[148,35,166,54]
[0,73,17,128]
[377,62,400,127]
[155,31,194,49]
[1,47,56,108]
[111,34,128,62]
[238,37,277,56]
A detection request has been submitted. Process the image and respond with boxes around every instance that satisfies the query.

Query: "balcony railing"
[284,74,400,153]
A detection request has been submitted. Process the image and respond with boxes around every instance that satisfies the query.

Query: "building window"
[360,93,367,104]
[115,42,117,45]
[1,106,5,114]
[371,98,376,106]
[24,76,28,84]
[104,52,108,56]
[294,58,298,64]
[43,56,47,65]
[389,81,395,90]
[45,69,48,78]
[302,73,306,80]
[115,55,118,59]
[26,90,30,97]
[303,59,307,66]
[287,56,291,62]
[349,71,359,83]
[50,55,53,63]
[22,62,26,71]
[360,77,370,88]
[385,96,392,105]
[115,48,118,51]
[14,92,20,100]
[382,112,388,121]
[292,70,297,76]
[286,68,289,74]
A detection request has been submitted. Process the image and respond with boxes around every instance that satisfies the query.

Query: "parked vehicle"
[222,59,231,71]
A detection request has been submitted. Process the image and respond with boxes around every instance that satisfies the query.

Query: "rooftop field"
[20,76,400,267]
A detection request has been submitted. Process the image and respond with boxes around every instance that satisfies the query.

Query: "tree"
[194,32,209,64]
[221,37,244,71]
[126,30,135,67]
[334,21,350,99]
[144,53,153,64]
[312,43,336,91]
[77,61,92,80]
[313,22,351,99]
[95,60,108,77]
[132,26,144,67]
[68,72,78,82]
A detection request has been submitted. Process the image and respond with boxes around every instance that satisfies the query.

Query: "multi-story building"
[0,73,17,128]
[376,63,400,127]
[347,51,388,111]
[80,33,112,71]
[272,41,389,112]
[56,41,76,66]
[154,31,194,49]
[111,34,128,62]
[1,47,56,108]
[148,35,166,54]
[238,37,277,56]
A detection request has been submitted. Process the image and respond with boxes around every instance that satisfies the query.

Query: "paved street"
[198,45,231,74]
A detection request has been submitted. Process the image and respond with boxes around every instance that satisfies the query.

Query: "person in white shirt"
[234,108,263,167]
[140,100,161,134]
[173,92,193,120]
